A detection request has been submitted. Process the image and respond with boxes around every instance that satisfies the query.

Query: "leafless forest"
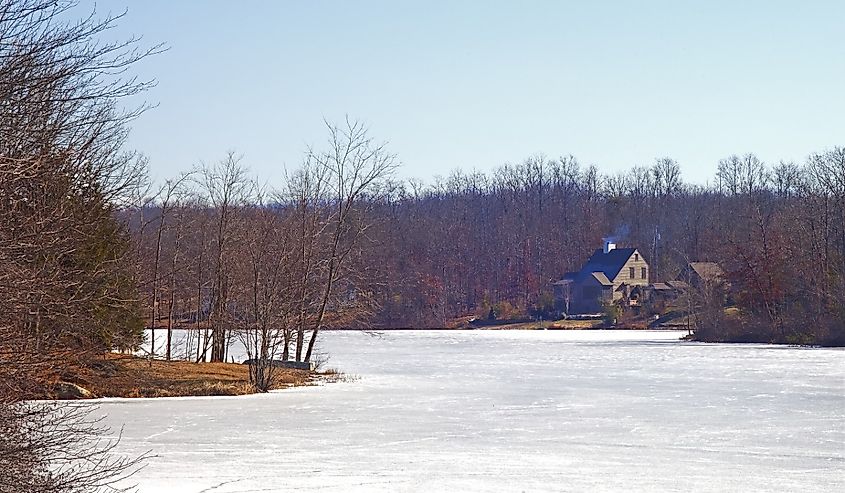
[133,148,845,348]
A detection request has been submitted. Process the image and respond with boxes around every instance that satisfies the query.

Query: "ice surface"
[95,330,844,492]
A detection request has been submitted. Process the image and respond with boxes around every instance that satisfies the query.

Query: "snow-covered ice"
[96,330,845,492]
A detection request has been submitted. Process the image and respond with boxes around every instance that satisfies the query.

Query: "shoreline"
[326,326,841,347]
[52,353,337,400]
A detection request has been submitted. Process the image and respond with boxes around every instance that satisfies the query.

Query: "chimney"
[603,238,616,254]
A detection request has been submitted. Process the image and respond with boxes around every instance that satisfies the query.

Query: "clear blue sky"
[95,1,843,185]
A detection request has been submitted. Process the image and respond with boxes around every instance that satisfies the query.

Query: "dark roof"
[554,248,646,285]
[580,248,640,281]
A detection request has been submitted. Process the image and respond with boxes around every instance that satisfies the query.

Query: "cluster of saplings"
[129,126,397,391]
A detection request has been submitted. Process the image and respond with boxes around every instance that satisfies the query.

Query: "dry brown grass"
[63,354,318,398]
[548,319,602,329]
[482,319,602,330]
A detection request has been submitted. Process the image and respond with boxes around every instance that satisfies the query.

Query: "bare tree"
[1,0,161,488]
[281,120,398,362]
[199,153,253,362]
[232,186,296,390]
[0,400,147,493]
[144,172,194,357]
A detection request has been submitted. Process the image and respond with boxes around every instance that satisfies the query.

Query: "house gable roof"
[580,248,640,282]
[590,271,613,286]
[684,262,724,281]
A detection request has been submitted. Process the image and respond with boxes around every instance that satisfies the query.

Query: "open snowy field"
[96,330,845,492]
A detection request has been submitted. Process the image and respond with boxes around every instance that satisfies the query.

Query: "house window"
[642,267,647,279]
[634,253,639,261]
[629,267,635,278]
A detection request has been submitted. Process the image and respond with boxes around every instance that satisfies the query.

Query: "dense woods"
[134,147,845,347]
[365,150,845,346]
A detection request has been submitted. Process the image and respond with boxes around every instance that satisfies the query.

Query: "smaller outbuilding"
[676,262,725,288]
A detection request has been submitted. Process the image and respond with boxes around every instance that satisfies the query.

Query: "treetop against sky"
[85,0,843,186]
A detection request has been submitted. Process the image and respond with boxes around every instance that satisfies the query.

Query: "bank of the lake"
[52,353,330,399]
[689,328,845,347]
[448,315,845,347]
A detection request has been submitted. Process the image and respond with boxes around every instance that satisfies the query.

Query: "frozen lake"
[98,330,845,492]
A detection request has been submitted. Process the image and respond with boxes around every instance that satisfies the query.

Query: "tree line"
[134,146,844,347]
[371,150,844,345]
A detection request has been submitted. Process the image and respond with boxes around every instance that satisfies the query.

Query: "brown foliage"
[1,0,161,490]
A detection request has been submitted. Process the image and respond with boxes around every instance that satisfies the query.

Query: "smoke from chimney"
[603,224,629,253]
